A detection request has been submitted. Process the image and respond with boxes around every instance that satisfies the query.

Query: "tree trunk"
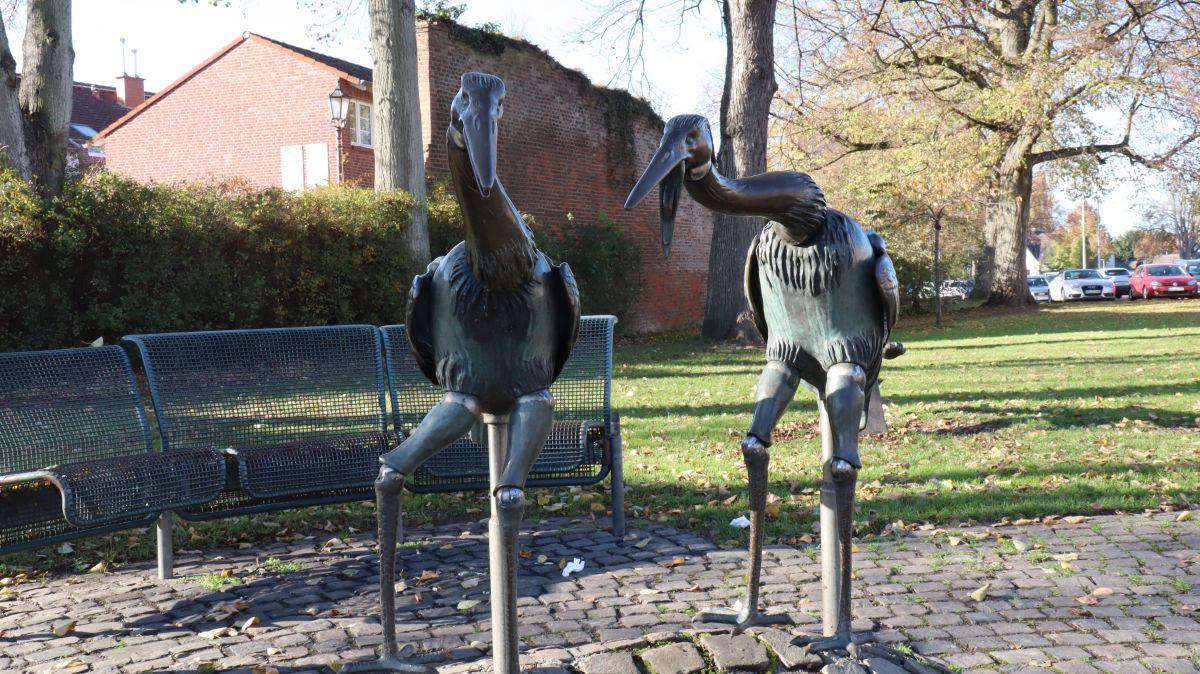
[0,16,29,179]
[371,0,430,263]
[701,0,776,341]
[984,152,1034,307]
[19,0,72,195]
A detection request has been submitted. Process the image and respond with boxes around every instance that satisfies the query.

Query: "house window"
[347,100,372,147]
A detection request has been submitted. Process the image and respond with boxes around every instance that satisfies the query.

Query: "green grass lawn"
[614,299,1200,546]
[4,299,1198,575]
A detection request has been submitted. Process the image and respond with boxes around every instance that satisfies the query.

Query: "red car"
[1129,263,1199,299]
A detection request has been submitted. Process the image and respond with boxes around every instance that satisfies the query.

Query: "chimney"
[116,41,144,107]
[116,73,145,107]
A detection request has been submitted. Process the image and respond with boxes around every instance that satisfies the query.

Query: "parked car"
[1098,267,1132,297]
[1048,269,1116,301]
[1180,259,1200,282]
[1129,263,1199,299]
[1027,275,1051,302]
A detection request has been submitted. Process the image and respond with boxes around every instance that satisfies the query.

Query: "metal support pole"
[933,219,942,327]
[156,511,173,580]
[610,413,625,537]
[485,413,519,674]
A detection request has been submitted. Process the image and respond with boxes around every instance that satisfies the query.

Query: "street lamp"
[328,86,350,183]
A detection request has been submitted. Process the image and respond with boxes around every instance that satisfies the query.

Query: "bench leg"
[157,512,174,580]
[611,414,625,538]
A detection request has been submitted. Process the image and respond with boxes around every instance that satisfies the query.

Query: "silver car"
[1181,259,1200,282]
[1027,275,1050,302]
[1049,268,1116,301]
[1098,267,1132,297]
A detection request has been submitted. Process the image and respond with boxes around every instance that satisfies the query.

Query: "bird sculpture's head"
[449,72,506,197]
[623,114,714,257]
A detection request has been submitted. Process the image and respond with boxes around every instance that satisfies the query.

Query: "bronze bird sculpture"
[346,72,580,674]
[625,114,903,651]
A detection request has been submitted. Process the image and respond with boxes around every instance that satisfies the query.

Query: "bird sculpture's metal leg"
[697,361,800,633]
[343,393,481,674]
[796,362,865,653]
[489,390,555,674]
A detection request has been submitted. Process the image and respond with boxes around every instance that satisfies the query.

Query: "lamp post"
[328,86,350,184]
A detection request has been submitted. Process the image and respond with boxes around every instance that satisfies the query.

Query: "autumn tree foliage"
[778,0,1200,307]
[1046,200,1107,270]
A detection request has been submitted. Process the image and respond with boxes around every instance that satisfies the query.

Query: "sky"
[10,0,1155,235]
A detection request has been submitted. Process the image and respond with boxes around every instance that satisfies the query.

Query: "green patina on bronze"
[626,113,903,650]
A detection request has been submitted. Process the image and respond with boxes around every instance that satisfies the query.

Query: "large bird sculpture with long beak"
[625,114,903,652]
[345,72,580,674]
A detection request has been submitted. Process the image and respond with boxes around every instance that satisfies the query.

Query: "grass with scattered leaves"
[615,299,1200,546]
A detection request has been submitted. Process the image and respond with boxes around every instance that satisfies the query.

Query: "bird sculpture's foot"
[339,648,437,674]
[793,631,858,654]
[694,605,794,635]
[883,341,906,359]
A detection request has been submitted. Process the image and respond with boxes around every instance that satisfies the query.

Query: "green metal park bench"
[124,325,392,578]
[381,315,625,536]
[0,346,225,561]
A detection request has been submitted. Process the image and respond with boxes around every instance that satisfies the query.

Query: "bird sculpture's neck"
[684,164,827,245]
[447,136,537,293]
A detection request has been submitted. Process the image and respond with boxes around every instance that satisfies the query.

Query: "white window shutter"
[280,145,304,191]
[305,143,329,187]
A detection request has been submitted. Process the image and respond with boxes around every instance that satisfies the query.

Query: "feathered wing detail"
[867,232,899,335]
[405,257,443,385]
[743,232,768,342]
[549,260,581,380]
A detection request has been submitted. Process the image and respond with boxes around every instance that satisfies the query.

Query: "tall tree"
[702,0,776,340]
[1157,170,1200,259]
[782,0,1200,306]
[371,0,429,262]
[0,0,72,194]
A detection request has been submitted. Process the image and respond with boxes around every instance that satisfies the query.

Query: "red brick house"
[92,23,712,333]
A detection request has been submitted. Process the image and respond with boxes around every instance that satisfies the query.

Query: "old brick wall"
[102,38,352,189]
[417,23,712,334]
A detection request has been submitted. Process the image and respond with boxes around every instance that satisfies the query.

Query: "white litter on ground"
[730,515,751,528]
[561,557,586,577]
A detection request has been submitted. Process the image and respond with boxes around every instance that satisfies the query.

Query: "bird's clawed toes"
[693,606,794,634]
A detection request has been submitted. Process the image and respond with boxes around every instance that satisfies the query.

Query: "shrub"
[535,212,642,324]
[0,172,420,351]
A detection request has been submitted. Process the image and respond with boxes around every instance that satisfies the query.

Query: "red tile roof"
[93,33,371,142]
[71,83,134,131]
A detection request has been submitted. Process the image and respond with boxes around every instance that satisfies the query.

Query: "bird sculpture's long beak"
[625,138,688,257]
[460,104,499,198]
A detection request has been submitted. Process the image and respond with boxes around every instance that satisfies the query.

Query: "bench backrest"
[0,346,153,473]
[125,326,386,451]
[382,315,615,430]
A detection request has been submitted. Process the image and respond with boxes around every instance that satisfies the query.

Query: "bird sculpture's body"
[345,72,579,674]
[626,114,902,651]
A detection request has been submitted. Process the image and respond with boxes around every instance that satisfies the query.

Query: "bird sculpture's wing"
[867,231,899,335]
[549,260,582,381]
[405,258,443,386]
[743,232,768,342]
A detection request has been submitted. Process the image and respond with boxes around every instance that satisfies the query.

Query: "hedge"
[0,171,642,352]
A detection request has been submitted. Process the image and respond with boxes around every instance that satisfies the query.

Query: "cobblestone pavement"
[4,510,1200,674]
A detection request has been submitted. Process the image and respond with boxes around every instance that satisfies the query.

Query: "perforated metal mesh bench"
[0,346,225,558]
[125,326,391,576]
[381,315,624,535]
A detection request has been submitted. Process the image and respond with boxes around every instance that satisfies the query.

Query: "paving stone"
[702,634,770,672]
[752,628,823,670]
[577,651,641,674]
[639,642,706,674]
